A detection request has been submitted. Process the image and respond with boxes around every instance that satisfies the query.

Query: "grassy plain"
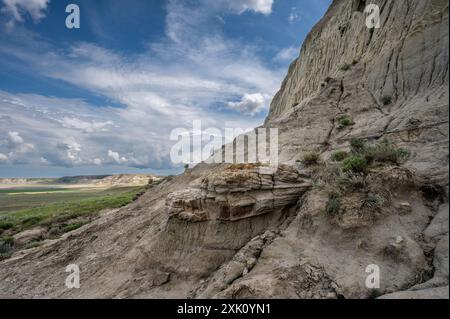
[0,186,145,235]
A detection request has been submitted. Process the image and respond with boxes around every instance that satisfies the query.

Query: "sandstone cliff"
[0,0,448,299]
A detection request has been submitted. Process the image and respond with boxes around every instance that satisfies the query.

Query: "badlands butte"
[0,0,448,299]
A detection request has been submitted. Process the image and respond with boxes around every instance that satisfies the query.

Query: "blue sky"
[0,0,331,177]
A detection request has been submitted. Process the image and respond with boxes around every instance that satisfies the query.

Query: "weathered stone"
[166,164,311,222]
[13,227,46,247]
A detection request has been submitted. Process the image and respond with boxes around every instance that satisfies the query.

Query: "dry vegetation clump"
[300,151,321,166]
[0,236,14,260]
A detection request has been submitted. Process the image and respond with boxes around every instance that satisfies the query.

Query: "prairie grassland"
[0,186,145,236]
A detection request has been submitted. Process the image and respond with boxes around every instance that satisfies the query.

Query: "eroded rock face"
[265,0,449,187]
[192,0,449,299]
[166,164,311,222]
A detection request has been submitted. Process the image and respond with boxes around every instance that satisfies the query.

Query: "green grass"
[0,221,13,230]
[363,140,409,165]
[338,117,354,128]
[0,186,142,214]
[331,151,350,162]
[0,186,144,235]
[63,222,87,233]
[341,155,368,173]
[24,240,42,250]
[326,196,341,217]
[342,139,408,173]
[362,193,383,212]
[350,138,366,154]
[0,236,14,259]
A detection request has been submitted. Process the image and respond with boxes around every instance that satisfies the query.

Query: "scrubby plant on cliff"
[340,63,350,71]
[63,222,86,233]
[339,117,353,127]
[338,116,354,130]
[338,171,367,190]
[331,150,349,162]
[362,193,383,212]
[24,240,42,250]
[364,140,409,165]
[313,139,407,224]
[301,151,320,166]
[0,236,14,259]
[326,193,341,217]
[341,155,368,173]
[381,95,392,106]
[347,138,408,166]
[0,221,13,231]
[350,138,366,154]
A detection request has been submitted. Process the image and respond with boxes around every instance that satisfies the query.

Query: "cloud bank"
[1,0,49,28]
[0,0,285,172]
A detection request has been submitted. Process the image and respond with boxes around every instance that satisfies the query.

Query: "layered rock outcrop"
[166,164,311,222]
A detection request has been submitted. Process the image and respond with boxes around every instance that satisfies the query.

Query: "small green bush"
[340,63,350,71]
[362,193,382,211]
[301,151,320,166]
[350,138,366,154]
[326,197,341,217]
[63,222,86,233]
[0,221,13,230]
[24,240,42,250]
[338,172,367,190]
[0,236,14,259]
[338,117,354,128]
[20,216,44,228]
[364,140,409,164]
[341,155,368,173]
[381,95,392,106]
[331,151,349,162]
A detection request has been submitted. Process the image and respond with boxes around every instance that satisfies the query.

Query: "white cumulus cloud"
[65,140,81,163]
[108,150,127,164]
[225,0,274,15]
[227,93,271,115]
[8,131,23,144]
[61,117,114,133]
[1,0,50,27]
[274,46,298,62]
[0,0,287,171]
